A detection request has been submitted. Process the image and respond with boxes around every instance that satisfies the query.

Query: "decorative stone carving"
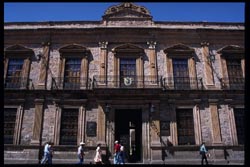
[104,2,151,16]
[147,41,157,49]
[99,41,108,49]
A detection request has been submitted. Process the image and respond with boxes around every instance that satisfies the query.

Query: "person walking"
[119,143,125,164]
[77,142,85,164]
[41,141,53,164]
[114,140,121,164]
[94,144,103,164]
[200,142,209,165]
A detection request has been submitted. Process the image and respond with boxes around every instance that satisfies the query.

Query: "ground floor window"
[4,108,17,144]
[176,108,195,145]
[59,108,78,145]
[234,108,244,145]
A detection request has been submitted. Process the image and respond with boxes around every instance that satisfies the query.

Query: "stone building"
[4,2,244,164]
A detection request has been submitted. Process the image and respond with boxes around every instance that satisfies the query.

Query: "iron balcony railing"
[162,77,202,90]
[220,77,245,90]
[51,77,92,90]
[93,75,162,89]
[4,77,29,89]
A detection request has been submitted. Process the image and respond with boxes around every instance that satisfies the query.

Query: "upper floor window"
[56,44,90,90]
[5,58,24,89]
[64,58,81,89]
[226,59,244,89]
[4,45,33,89]
[120,58,136,87]
[173,58,190,89]
[164,44,198,90]
[218,45,244,90]
[112,44,144,88]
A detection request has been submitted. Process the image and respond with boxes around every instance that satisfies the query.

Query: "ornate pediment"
[5,44,33,53]
[59,44,90,53]
[103,2,152,21]
[112,43,144,54]
[164,43,194,54]
[217,45,244,54]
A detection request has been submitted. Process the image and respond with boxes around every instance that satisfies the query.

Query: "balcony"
[4,77,29,90]
[51,77,92,90]
[221,77,245,90]
[162,77,202,90]
[93,75,162,89]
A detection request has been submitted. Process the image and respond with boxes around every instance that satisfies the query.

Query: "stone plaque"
[86,121,96,137]
[160,121,170,136]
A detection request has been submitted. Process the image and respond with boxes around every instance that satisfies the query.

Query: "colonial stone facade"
[4,3,244,164]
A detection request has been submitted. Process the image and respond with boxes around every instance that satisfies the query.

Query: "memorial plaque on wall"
[86,121,96,137]
[160,121,170,136]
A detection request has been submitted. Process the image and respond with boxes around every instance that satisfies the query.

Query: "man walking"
[41,141,53,164]
[200,142,209,165]
[77,142,85,164]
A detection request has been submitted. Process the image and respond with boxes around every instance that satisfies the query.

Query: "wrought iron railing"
[220,77,244,90]
[51,77,92,90]
[93,75,162,89]
[4,77,29,89]
[162,77,202,90]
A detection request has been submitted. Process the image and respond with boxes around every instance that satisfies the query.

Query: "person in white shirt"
[77,142,85,164]
[119,143,125,164]
[200,142,209,165]
[94,144,103,164]
[41,141,53,164]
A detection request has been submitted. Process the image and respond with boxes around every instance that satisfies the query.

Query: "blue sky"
[4,2,245,23]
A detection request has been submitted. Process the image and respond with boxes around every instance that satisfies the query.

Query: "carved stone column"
[201,42,214,87]
[147,41,157,81]
[209,100,222,145]
[78,106,86,144]
[169,103,177,145]
[80,55,88,89]
[99,41,108,83]
[193,105,202,145]
[150,103,161,146]
[37,42,50,89]
[97,104,106,145]
[31,99,44,145]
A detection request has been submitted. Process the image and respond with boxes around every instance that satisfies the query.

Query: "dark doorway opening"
[115,109,142,163]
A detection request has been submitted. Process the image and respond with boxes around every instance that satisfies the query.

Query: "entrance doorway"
[115,109,142,163]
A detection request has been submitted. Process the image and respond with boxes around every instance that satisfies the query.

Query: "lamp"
[150,103,155,113]
[105,103,111,114]
[209,51,215,63]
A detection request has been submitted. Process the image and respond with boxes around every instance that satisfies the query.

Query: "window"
[164,44,197,90]
[120,58,136,87]
[234,108,244,145]
[226,59,244,89]
[64,58,81,89]
[59,109,78,145]
[4,44,33,90]
[112,44,144,88]
[4,108,17,144]
[173,58,190,90]
[5,58,24,89]
[218,45,244,90]
[57,44,90,90]
[176,109,195,145]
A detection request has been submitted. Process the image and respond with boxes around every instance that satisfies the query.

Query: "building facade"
[4,3,244,164]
